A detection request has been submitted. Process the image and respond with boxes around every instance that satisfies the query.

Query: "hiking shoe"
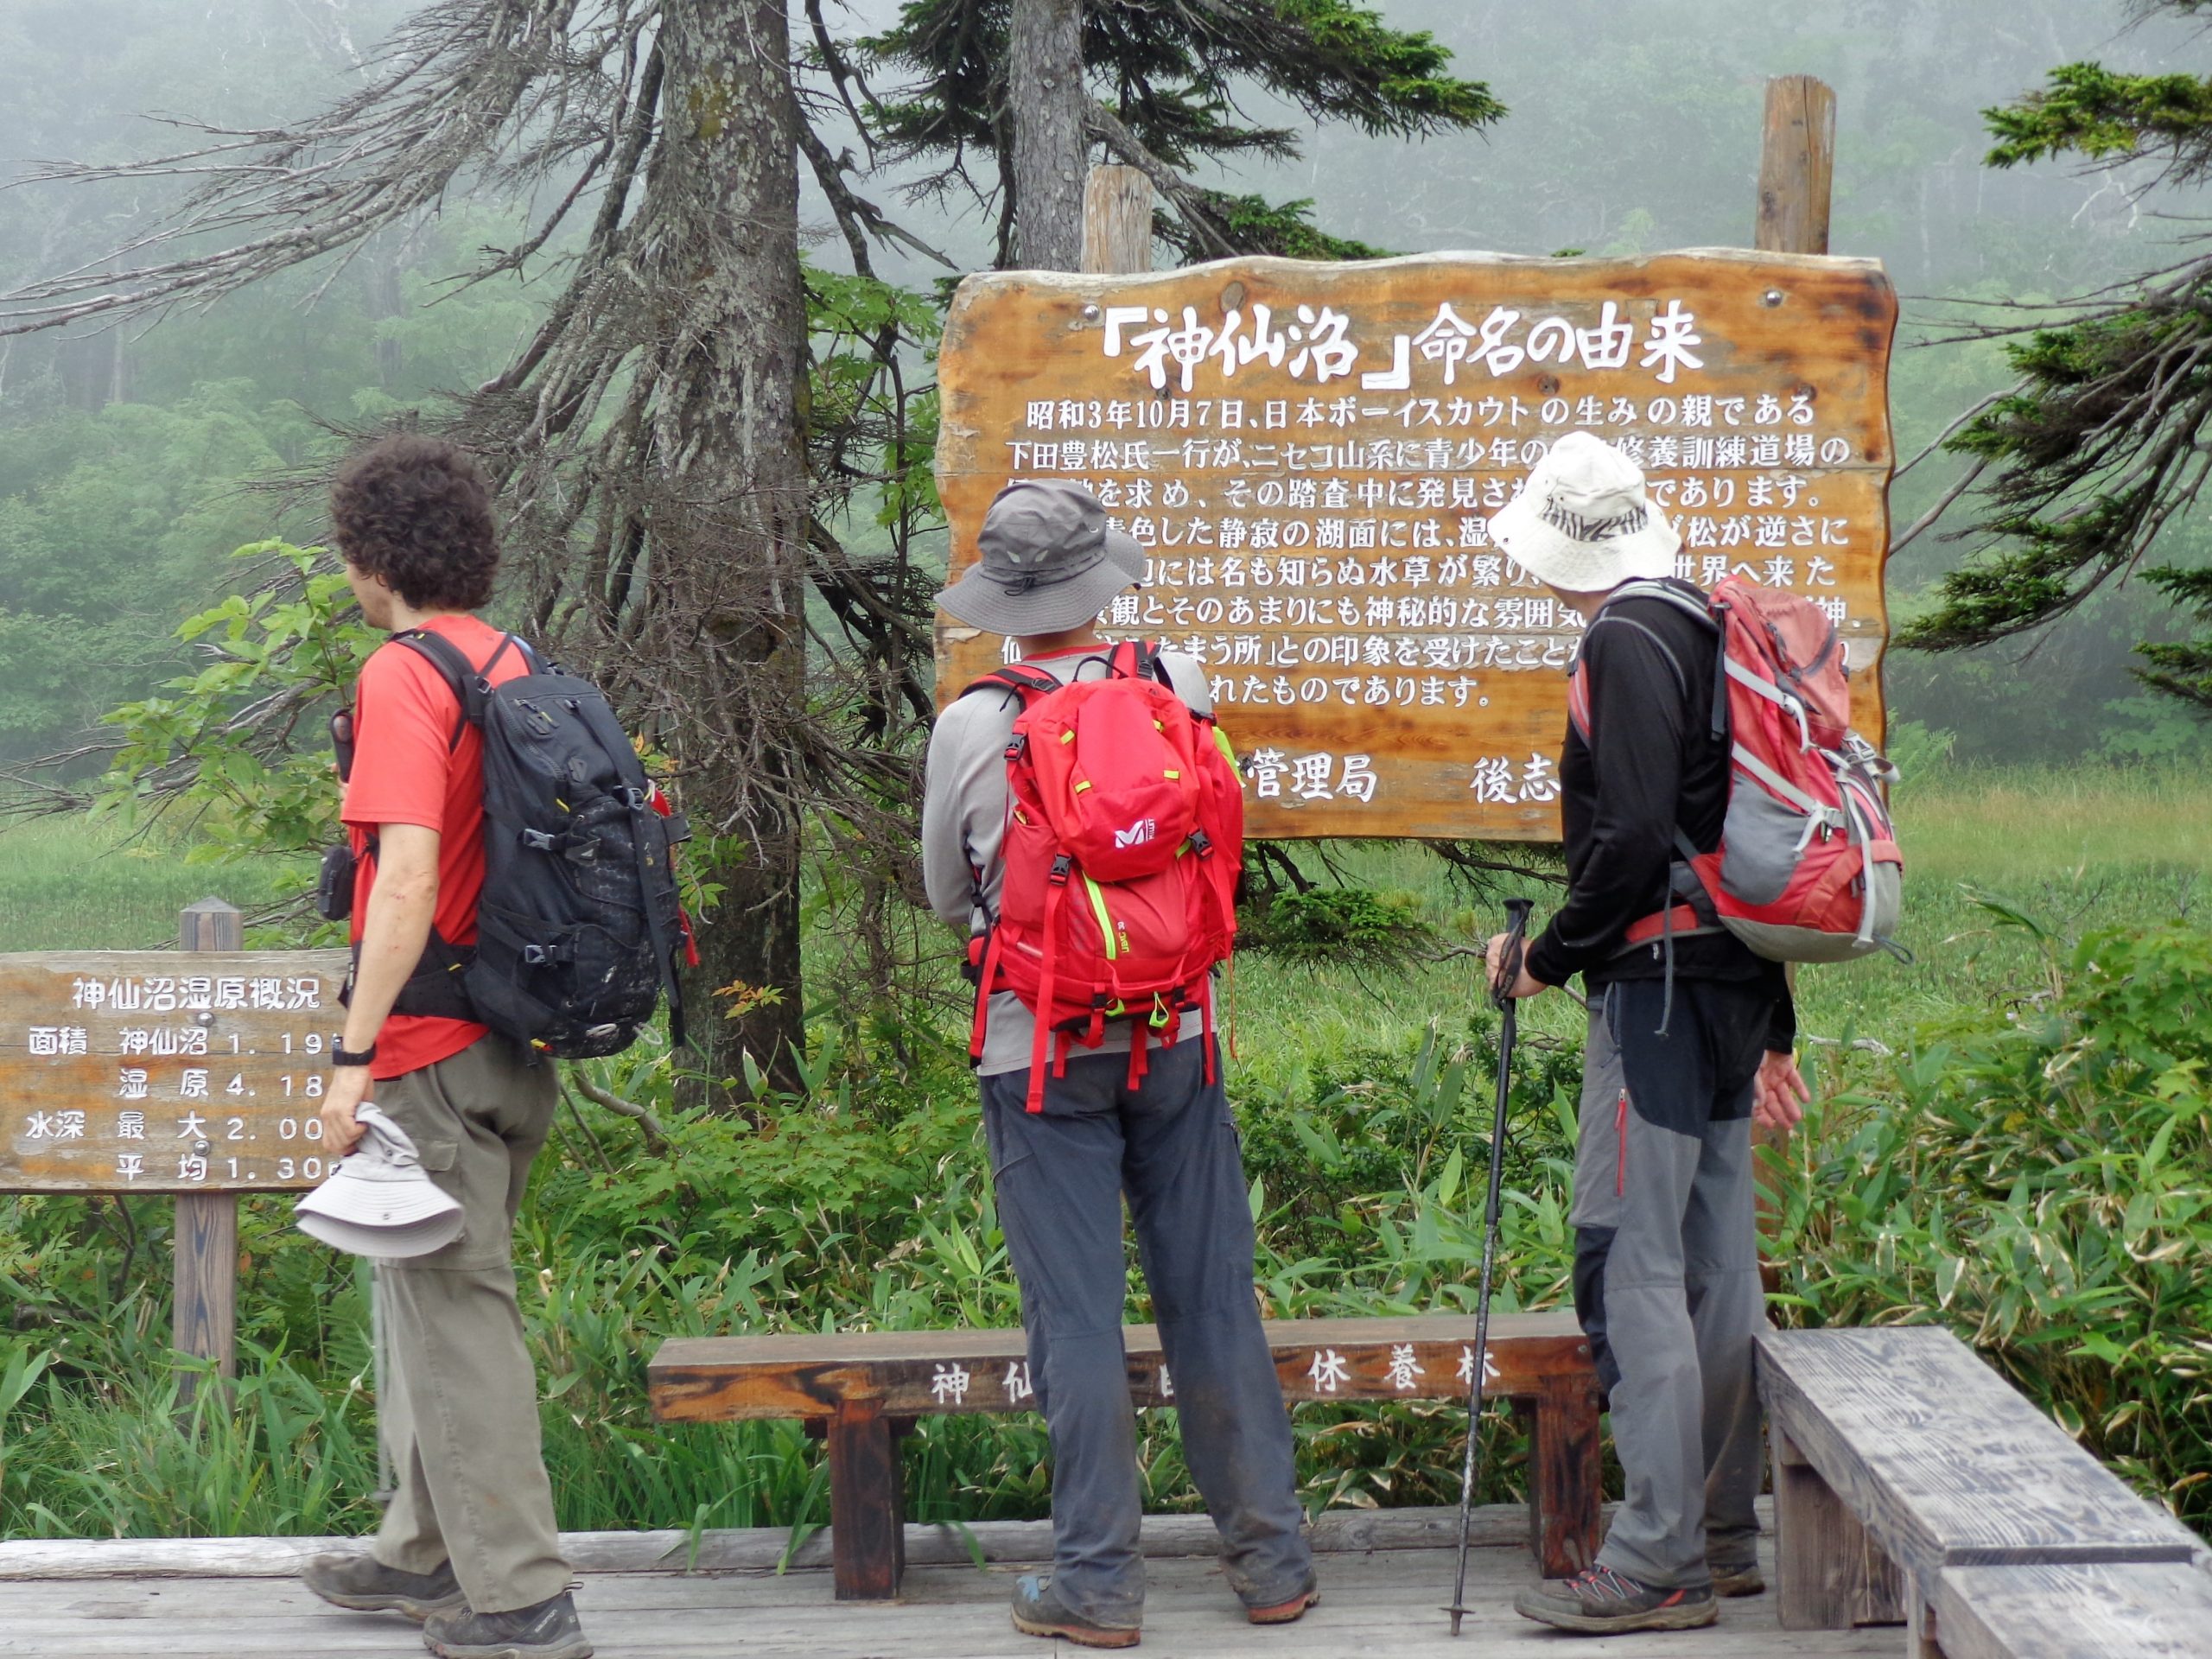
[423,1590,593,1659]
[1246,1583,1320,1624]
[301,1551,466,1621]
[1010,1573,1141,1649]
[1513,1563,1717,1634]
[1710,1555,1765,1598]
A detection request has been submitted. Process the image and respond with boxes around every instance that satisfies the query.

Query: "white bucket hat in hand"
[295,1102,464,1260]
[1488,431,1681,593]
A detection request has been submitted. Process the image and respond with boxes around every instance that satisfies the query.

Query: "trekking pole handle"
[1491,898,1535,1010]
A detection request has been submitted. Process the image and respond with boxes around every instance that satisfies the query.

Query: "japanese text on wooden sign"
[0,950,351,1193]
[933,250,1897,840]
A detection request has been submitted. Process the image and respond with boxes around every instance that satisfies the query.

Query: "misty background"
[1,0,2203,768]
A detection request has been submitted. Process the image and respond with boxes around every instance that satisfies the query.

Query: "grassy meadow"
[0,765,2205,1542]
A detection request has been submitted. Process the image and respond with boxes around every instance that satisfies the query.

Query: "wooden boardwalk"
[0,1506,1897,1658]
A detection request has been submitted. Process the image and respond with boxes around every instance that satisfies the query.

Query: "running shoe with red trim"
[1512,1562,1718,1634]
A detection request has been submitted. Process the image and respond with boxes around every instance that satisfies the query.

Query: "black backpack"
[330,629,690,1058]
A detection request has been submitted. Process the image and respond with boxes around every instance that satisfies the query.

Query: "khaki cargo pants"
[369,1033,569,1614]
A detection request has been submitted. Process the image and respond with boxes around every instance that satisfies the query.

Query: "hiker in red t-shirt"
[301,436,591,1659]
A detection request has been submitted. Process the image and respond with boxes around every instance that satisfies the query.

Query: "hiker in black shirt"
[1484,433,1808,1637]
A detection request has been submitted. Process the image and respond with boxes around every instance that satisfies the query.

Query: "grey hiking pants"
[1570,977,1771,1590]
[369,1033,569,1614]
[981,1039,1314,1627]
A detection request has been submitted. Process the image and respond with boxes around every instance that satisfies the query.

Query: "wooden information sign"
[0,947,349,1194]
[934,249,1897,840]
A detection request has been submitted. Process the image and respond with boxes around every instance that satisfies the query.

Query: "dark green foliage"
[1905,16,2212,717]
[1237,885,1437,968]
[857,0,1500,264]
[2136,565,2212,709]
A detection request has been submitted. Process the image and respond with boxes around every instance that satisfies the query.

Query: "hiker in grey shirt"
[923,479,1317,1649]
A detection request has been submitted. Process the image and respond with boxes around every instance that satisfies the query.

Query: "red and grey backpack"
[1568,575,1904,964]
[963,642,1243,1111]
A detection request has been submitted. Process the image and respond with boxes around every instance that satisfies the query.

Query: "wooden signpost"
[0,900,347,1398]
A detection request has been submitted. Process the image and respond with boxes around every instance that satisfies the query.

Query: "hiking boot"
[301,1551,466,1622]
[1246,1582,1320,1624]
[1513,1563,1718,1634]
[1710,1554,1765,1597]
[1010,1573,1141,1649]
[423,1590,593,1659]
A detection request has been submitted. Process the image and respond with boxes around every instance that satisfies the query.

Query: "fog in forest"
[1,0,2205,764]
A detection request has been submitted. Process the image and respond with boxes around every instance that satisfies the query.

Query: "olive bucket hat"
[937,480,1147,635]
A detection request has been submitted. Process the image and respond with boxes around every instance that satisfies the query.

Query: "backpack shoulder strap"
[1106,639,1170,686]
[394,629,520,751]
[961,664,1062,709]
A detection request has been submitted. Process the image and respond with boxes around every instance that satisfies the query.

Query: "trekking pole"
[1446,895,1535,1637]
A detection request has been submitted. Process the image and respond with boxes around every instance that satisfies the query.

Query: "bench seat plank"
[1931,1562,2212,1659]
[1756,1327,2202,1584]
[652,1310,1590,1423]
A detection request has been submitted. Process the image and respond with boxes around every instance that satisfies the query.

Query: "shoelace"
[1569,1564,1645,1605]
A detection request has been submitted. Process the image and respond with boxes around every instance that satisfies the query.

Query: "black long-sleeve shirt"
[1524,582,1795,1051]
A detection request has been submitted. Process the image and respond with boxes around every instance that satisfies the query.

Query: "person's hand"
[1752,1049,1810,1139]
[1484,931,1547,1000]
[321,1065,372,1157]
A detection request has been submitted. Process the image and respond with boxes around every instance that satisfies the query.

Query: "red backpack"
[1569,576,1904,964]
[963,642,1243,1111]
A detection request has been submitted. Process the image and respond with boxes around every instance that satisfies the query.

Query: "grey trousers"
[1569,978,1770,1590]
[369,1033,569,1614]
[981,1039,1314,1627]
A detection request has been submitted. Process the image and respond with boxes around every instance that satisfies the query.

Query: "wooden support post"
[1756,75,1836,256]
[175,899,242,1405]
[1081,164,1154,276]
[1516,1376,1604,1579]
[1770,1421,1907,1630]
[827,1395,906,1600]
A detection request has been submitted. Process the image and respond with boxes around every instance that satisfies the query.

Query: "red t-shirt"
[341,614,529,1080]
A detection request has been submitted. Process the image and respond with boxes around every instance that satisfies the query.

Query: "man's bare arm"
[321,823,440,1154]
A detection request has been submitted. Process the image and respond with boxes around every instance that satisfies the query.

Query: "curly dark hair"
[330,435,501,611]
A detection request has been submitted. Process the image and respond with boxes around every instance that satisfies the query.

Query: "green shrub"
[1238,886,1437,967]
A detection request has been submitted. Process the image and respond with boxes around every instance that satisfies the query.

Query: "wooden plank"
[1771,1421,1907,1630]
[932,249,1897,842]
[1522,1374,1604,1579]
[650,1311,1589,1421]
[1756,1328,2203,1582]
[1931,1562,2212,1659]
[827,1396,903,1599]
[175,902,244,1401]
[1081,164,1154,276]
[1757,76,1838,257]
[0,947,350,1193]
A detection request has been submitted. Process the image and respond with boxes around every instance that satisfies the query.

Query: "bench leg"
[829,1399,906,1600]
[1770,1421,1906,1630]
[1907,1576,1942,1659]
[1521,1377,1603,1579]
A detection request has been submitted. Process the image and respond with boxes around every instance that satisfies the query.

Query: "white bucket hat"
[1488,431,1681,592]
[295,1103,464,1259]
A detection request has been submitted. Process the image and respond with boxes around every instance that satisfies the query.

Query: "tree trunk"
[649,0,811,1095]
[1009,0,1087,270]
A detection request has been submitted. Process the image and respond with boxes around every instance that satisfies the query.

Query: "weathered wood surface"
[1772,1421,1909,1630]
[1082,164,1154,275]
[1929,1562,2212,1659]
[934,249,1897,841]
[0,949,350,1193]
[0,1518,1903,1658]
[651,1310,1589,1421]
[1758,76,1838,256]
[1756,1327,2205,1585]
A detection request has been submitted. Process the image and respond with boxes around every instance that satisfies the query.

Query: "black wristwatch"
[333,1041,378,1068]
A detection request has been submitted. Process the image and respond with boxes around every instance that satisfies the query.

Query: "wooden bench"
[650,1311,1602,1600]
[1757,1326,2208,1655]
[1927,1563,2212,1659]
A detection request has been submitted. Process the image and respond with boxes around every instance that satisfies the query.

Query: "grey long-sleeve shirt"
[923,645,1212,1075]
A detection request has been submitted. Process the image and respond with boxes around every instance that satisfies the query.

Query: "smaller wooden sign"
[0,950,351,1193]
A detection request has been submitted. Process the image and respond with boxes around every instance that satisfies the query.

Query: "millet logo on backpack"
[1114,818,1157,849]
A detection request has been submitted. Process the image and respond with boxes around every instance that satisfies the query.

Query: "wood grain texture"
[1771,1421,1907,1630]
[0,949,350,1193]
[650,1311,1590,1421]
[1756,1327,2204,1584]
[0,1519,1906,1659]
[1082,165,1154,276]
[1758,77,1838,256]
[1930,1562,2212,1659]
[933,249,1897,841]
